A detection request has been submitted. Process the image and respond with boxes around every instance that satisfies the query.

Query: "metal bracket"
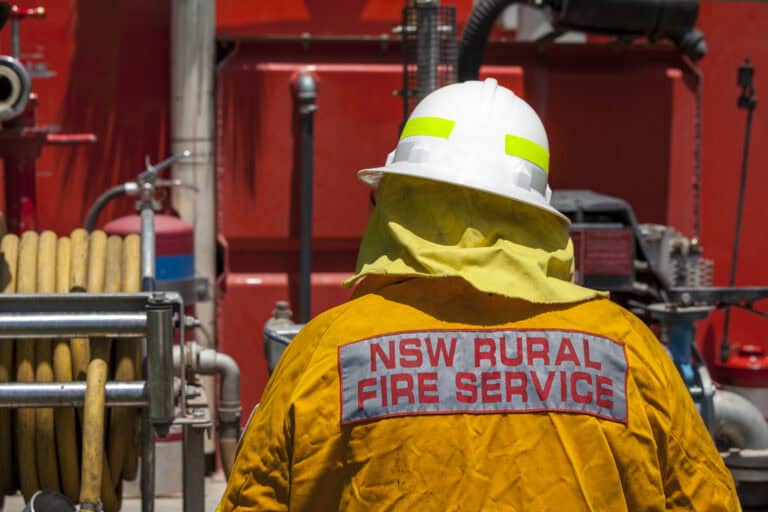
[155,276,211,304]
[181,384,211,512]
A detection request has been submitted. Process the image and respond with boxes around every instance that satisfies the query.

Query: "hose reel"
[0,56,30,122]
[0,229,141,511]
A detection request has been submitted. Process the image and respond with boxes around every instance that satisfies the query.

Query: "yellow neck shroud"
[344,176,606,304]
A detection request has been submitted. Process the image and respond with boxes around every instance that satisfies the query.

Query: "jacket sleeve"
[217,304,351,511]
[622,311,740,511]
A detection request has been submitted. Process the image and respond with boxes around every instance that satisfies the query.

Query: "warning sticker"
[338,329,628,425]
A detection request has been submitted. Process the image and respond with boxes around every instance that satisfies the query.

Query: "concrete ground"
[3,474,228,511]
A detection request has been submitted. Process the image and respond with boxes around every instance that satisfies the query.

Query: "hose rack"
[0,291,209,512]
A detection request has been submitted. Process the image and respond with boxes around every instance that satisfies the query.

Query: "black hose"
[84,184,127,232]
[458,0,522,82]
[459,1,708,82]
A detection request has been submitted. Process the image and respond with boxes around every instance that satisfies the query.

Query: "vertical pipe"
[140,205,157,511]
[141,208,156,293]
[140,412,154,512]
[416,0,439,100]
[182,425,205,512]
[170,0,216,349]
[170,0,218,468]
[295,74,317,324]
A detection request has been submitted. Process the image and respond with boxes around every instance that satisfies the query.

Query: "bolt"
[148,291,169,306]
[272,301,293,320]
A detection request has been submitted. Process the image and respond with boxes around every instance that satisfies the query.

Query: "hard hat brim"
[358,165,571,226]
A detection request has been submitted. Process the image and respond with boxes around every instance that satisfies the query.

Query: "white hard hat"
[359,78,569,225]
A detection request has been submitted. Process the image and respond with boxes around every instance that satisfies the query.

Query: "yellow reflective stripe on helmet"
[400,116,456,140]
[505,134,550,173]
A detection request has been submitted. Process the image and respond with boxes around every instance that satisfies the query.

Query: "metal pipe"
[146,302,174,436]
[139,182,157,512]
[0,381,147,408]
[714,390,768,449]
[174,344,242,476]
[141,207,156,293]
[0,292,155,311]
[140,411,155,512]
[171,0,217,473]
[182,425,205,512]
[295,73,317,324]
[196,348,241,436]
[174,345,241,438]
[170,0,216,351]
[0,312,146,338]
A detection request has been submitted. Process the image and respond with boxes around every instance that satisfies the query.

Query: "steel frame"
[0,291,207,512]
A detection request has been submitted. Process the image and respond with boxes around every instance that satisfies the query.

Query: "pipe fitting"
[199,349,242,433]
[173,343,242,437]
[294,72,318,113]
[714,390,768,450]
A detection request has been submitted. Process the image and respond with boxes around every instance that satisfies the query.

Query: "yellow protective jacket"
[219,277,738,511]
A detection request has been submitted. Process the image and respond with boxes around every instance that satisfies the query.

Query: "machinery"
[0,3,95,235]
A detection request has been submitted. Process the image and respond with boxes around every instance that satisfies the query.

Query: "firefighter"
[219,78,739,511]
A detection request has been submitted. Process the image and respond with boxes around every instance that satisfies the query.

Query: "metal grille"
[639,224,714,288]
[400,2,457,122]
[673,256,714,288]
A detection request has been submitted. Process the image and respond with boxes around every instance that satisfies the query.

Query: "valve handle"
[137,150,191,184]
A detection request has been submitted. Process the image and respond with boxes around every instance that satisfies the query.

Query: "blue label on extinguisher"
[156,253,194,281]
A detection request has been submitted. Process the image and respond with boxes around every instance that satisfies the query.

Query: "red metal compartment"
[216,0,478,38]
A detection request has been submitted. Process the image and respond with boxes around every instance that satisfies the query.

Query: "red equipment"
[0,93,95,232]
[0,4,95,233]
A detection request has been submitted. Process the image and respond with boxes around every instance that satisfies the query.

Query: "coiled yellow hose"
[80,230,112,510]
[69,229,90,381]
[16,231,40,501]
[109,235,140,487]
[54,236,80,502]
[1,230,143,510]
[35,231,61,493]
